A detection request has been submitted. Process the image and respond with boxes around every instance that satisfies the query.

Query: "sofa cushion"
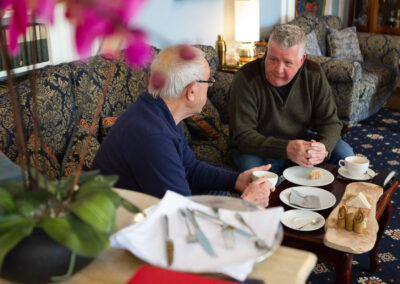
[305,30,322,56]
[207,71,234,124]
[185,99,222,140]
[17,134,61,181]
[0,64,76,162]
[360,62,397,89]
[314,15,342,55]
[62,120,101,177]
[190,124,233,170]
[327,26,363,61]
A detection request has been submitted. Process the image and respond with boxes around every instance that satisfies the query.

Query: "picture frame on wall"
[295,0,325,17]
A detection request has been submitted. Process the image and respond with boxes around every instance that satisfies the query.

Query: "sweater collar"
[141,92,180,130]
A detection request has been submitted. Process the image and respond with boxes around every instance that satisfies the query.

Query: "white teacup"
[251,170,278,187]
[338,156,369,177]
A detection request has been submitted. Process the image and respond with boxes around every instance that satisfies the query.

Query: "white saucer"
[279,186,336,211]
[338,167,376,181]
[280,209,325,231]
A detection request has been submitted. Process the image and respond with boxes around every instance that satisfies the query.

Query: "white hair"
[148,45,206,99]
[268,24,306,58]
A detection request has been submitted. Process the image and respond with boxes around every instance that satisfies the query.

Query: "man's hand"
[234,164,272,192]
[287,139,328,167]
[287,139,314,167]
[307,139,328,165]
[241,177,272,207]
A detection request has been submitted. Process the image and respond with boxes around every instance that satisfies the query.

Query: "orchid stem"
[69,40,122,198]
[0,13,28,190]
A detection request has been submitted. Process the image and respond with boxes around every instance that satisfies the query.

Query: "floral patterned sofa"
[0,45,234,180]
[289,13,399,127]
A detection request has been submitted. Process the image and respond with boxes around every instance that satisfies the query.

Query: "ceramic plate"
[279,186,336,211]
[280,209,325,231]
[338,167,376,181]
[283,166,334,187]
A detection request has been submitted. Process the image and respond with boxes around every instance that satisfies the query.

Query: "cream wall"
[48,0,345,64]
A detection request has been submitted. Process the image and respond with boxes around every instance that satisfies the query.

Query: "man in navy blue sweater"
[92,45,273,207]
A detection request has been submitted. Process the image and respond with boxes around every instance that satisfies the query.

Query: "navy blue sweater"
[92,92,239,198]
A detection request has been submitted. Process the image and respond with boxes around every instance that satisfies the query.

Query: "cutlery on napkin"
[184,208,218,257]
[162,215,174,266]
[289,189,321,209]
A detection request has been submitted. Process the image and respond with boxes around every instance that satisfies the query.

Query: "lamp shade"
[234,0,260,42]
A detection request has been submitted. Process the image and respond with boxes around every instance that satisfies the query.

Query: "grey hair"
[268,24,306,57]
[148,45,206,99]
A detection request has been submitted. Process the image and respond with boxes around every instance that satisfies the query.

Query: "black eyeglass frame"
[196,77,216,86]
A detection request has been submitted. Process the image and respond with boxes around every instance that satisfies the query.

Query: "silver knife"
[184,208,217,257]
[192,209,254,239]
[162,215,174,266]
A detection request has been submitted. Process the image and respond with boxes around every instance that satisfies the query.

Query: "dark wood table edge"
[271,165,399,284]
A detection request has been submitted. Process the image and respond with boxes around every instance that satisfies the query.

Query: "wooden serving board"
[323,182,383,254]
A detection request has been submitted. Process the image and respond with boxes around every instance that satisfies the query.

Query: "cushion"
[17,134,61,181]
[62,120,101,177]
[327,26,363,61]
[184,99,222,140]
[99,116,118,142]
[305,30,322,56]
[0,150,23,182]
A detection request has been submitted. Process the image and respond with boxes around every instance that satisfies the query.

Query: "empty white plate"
[280,209,325,231]
[279,186,337,211]
[283,166,334,187]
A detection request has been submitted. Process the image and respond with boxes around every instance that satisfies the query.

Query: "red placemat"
[127,265,237,284]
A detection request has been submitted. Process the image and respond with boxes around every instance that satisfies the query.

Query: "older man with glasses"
[92,45,274,207]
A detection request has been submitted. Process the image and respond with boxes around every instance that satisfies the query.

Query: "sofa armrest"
[357,32,400,67]
[307,55,362,83]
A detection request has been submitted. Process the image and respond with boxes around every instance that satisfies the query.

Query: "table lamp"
[234,0,260,65]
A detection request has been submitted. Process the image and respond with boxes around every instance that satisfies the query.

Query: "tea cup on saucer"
[251,170,278,187]
[338,156,369,177]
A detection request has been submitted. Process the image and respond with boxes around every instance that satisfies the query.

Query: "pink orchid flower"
[67,0,151,67]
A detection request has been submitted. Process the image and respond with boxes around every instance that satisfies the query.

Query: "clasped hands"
[287,139,327,168]
[235,164,275,208]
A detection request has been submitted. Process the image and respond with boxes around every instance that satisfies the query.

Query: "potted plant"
[0,0,151,282]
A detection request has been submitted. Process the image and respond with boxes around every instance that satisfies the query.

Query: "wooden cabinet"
[348,0,400,35]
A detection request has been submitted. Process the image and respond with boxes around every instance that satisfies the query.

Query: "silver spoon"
[234,212,269,250]
[178,209,197,243]
[296,217,323,230]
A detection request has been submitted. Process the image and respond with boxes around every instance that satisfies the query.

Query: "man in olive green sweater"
[229,24,353,173]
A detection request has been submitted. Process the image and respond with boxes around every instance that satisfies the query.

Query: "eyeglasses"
[196,77,216,87]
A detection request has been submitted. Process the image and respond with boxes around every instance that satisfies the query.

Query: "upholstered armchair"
[289,13,399,127]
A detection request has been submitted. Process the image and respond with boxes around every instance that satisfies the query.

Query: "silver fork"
[178,208,197,243]
[213,208,235,249]
[234,212,269,250]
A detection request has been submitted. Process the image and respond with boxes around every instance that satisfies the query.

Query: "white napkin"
[110,190,283,281]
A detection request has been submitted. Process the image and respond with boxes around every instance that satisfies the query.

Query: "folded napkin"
[289,189,321,209]
[110,190,283,281]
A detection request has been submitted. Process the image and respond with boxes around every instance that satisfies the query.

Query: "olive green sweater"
[228,58,342,159]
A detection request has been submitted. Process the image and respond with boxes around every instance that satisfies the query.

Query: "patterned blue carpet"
[308,108,400,284]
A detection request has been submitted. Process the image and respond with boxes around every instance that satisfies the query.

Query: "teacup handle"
[338,160,345,167]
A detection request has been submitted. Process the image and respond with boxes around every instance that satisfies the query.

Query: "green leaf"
[0,188,14,213]
[77,181,120,206]
[0,214,34,232]
[0,182,24,195]
[0,219,34,270]
[70,192,117,233]
[14,191,51,217]
[39,214,109,257]
[28,167,58,194]
[92,175,119,187]
[120,198,140,214]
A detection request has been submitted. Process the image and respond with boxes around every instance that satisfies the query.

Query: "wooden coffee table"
[269,164,398,284]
